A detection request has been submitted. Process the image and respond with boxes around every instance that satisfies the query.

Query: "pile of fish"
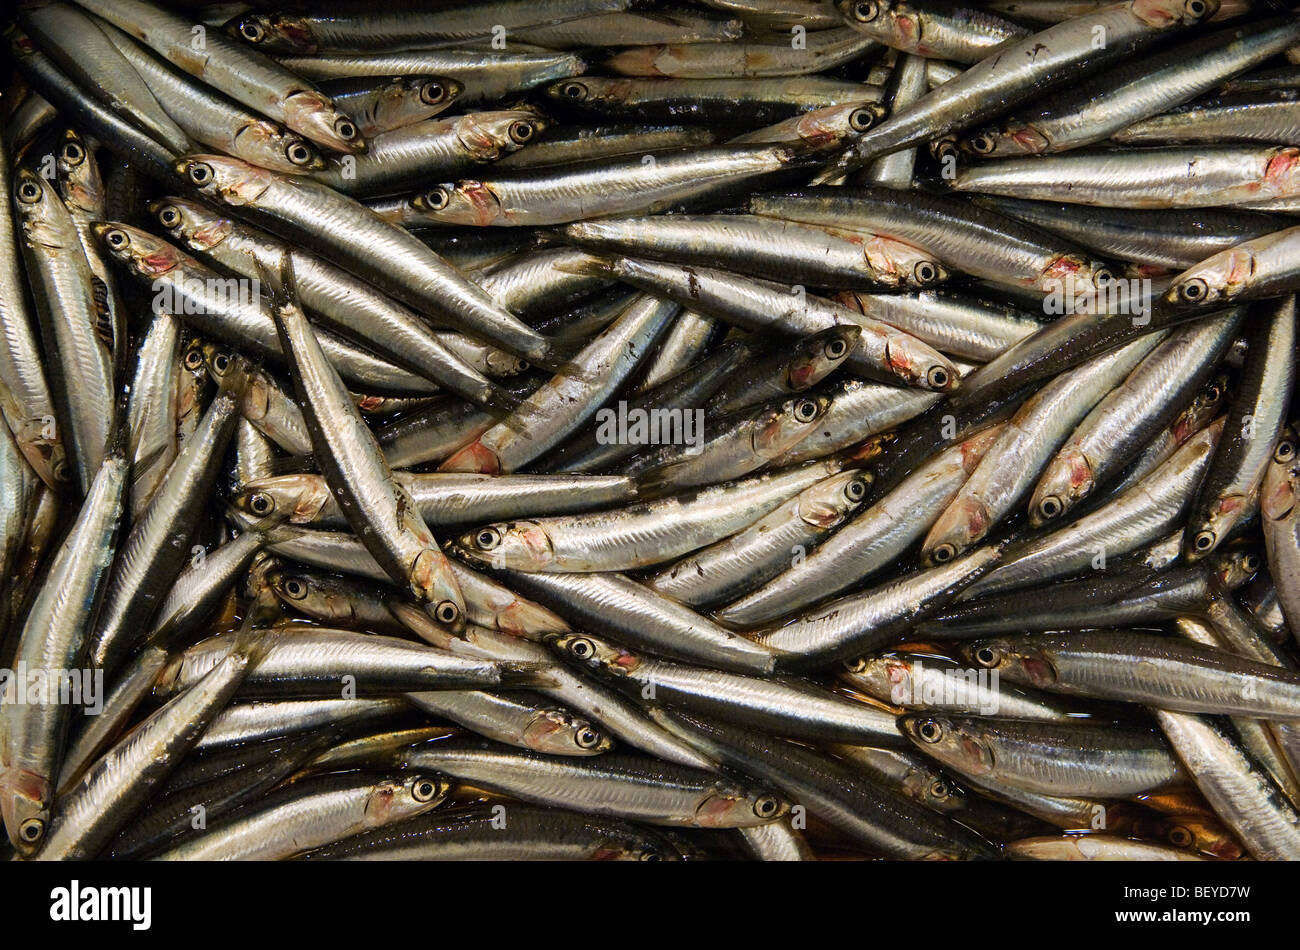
[3,0,1300,862]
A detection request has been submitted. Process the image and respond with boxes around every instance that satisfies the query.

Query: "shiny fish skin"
[11,0,1300,866]
[298,803,680,861]
[900,714,1185,798]
[825,0,1217,176]
[174,155,563,371]
[967,630,1300,719]
[454,461,842,573]
[401,737,783,827]
[14,168,114,495]
[0,450,126,854]
[152,772,449,861]
[265,259,465,625]
[1185,297,1295,560]
[71,0,366,154]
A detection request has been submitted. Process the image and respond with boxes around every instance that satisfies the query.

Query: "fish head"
[523,709,613,756]
[788,325,861,390]
[12,167,66,242]
[696,784,789,828]
[54,127,101,212]
[860,234,947,289]
[798,470,870,529]
[176,154,275,206]
[840,653,912,705]
[0,768,51,855]
[1179,374,1230,439]
[962,637,1059,689]
[93,222,184,279]
[962,123,1050,158]
[1209,544,1263,590]
[151,196,235,251]
[268,568,371,625]
[1133,0,1220,27]
[457,520,555,571]
[1185,493,1250,562]
[921,495,990,567]
[551,631,641,678]
[1030,447,1093,528]
[898,714,996,777]
[225,12,317,53]
[282,90,367,155]
[1262,426,1300,524]
[374,773,452,825]
[839,0,915,49]
[239,121,327,174]
[455,111,546,163]
[754,395,830,457]
[1166,245,1257,307]
[415,180,503,227]
[1158,815,1245,861]
[236,475,331,525]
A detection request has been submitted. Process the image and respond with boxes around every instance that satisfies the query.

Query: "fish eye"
[914,261,939,285]
[475,527,501,550]
[1168,825,1193,847]
[434,601,460,625]
[104,228,129,249]
[286,141,315,167]
[334,118,358,141]
[1092,266,1115,286]
[1193,530,1216,552]
[969,133,996,155]
[239,20,266,42]
[926,365,950,389]
[972,646,1000,668]
[508,121,535,145]
[752,795,780,818]
[53,460,72,483]
[929,781,950,801]
[825,337,849,359]
[639,850,662,862]
[157,205,181,228]
[60,141,85,165]
[568,637,596,660]
[1242,553,1261,573]
[16,180,42,203]
[931,542,956,564]
[845,478,867,502]
[282,577,307,599]
[793,398,819,422]
[1276,440,1296,463]
[183,347,204,371]
[916,718,944,743]
[848,107,878,132]
[560,81,588,100]
[188,162,214,186]
[211,351,231,374]
[1038,495,1063,520]
[19,818,44,842]
[422,187,451,211]
[412,778,440,802]
[852,1,880,22]
[421,81,448,105]
[1205,384,1222,403]
[1185,0,1207,17]
[1178,278,1209,303]
[575,726,602,749]
[247,491,274,516]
